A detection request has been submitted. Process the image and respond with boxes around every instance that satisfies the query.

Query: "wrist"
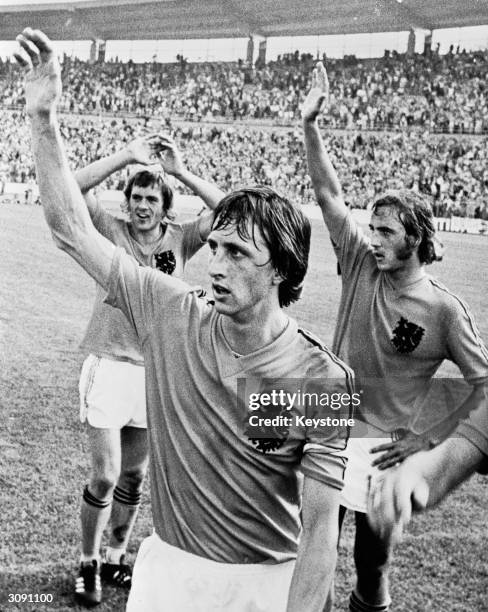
[28,109,57,127]
[303,116,319,127]
[172,168,187,181]
[122,147,137,165]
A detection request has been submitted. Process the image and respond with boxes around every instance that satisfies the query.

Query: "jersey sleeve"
[454,402,488,473]
[299,364,355,491]
[332,212,372,281]
[180,217,207,263]
[446,297,488,385]
[104,247,191,345]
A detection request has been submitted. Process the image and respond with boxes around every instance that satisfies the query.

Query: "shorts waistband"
[151,534,294,577]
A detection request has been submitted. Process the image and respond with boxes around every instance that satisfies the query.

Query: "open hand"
[157,135,185,177]
[126,134,165,165]
[301,61,329,123]
[370,430,431,470]
[14,28,61,118]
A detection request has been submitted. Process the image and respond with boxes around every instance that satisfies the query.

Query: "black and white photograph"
[1,1,487,610]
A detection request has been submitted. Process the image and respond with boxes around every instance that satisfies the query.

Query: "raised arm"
[15,28,114,288]
[158,134,225,239]
[75,134,168,216]
[158,134,225,210]
[367,436,486,543]
[302,62,348,241]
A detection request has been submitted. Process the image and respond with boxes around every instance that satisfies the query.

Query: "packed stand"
[1,46,488,132]
[1,110,487,218]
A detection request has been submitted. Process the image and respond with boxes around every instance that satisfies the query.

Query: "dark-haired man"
[302,62,488,612]
[73,135,224,606]
[16,29,352,611]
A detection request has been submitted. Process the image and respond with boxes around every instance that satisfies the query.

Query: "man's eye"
[229,247,243,258]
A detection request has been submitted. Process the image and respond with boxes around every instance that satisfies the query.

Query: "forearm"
[173,168,225,210]
[30,114,113,286]
[75,148,133,193]
[32,115,91,242]
[418,384,487,445]
[287,530,337,612]
[303,119,344,207]
[416,437,485,507]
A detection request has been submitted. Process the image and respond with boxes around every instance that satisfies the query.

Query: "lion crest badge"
[391,317,425,353]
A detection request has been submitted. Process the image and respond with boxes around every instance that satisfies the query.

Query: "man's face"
[368,206,415,272]
[127,183,164,233]
[207,220,279,321]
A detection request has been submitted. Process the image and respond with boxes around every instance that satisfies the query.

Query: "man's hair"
[122,169,174,219]
[211,186,311,307]
[372,190,442,264]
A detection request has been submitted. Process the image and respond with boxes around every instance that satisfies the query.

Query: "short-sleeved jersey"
[332,213,488,433]
[105,248,353,563]
[80,204,204,365]
[455,402,488,472]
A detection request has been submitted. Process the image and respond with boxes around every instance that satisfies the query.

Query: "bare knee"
[89,468,119,500]
[118,466,146,493]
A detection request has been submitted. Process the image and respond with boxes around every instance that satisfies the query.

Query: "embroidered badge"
[154,250,176,275]
[391,317,425,353]
[245,402,289,454]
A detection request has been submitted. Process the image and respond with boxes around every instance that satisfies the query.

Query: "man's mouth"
[373,252,384,261]
[212,283,230,298]
[136,211,151,220]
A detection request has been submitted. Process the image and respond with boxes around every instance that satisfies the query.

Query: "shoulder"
[165,217,200,231]
[426,276,477,322]
[297,327,354,381]
[162,218,199,241]
[103,216,130,242]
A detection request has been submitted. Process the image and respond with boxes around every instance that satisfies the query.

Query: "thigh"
[120,427,149,476]
[87,426,121,479]
[81,357,145,429]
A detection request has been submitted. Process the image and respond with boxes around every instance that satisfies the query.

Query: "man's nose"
[208,248,227,278]
[370,230,381,248]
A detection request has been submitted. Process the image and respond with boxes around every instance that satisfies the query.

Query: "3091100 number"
[8,593,54,603]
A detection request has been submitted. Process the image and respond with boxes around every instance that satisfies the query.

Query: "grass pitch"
[0,202,487,611]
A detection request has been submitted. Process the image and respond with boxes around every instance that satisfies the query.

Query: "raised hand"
[157,135,186,177]
[14,28,62,118]
[301,61,329,123]
[126,134,164,166]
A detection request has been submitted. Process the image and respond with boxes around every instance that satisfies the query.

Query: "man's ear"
[406,234,421,250]
[271,269,284,286]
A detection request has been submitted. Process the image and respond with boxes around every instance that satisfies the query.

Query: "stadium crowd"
[1,110,488,218]
[1,46,488,132]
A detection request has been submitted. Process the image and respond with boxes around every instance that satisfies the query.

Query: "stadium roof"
[1,0,488,41]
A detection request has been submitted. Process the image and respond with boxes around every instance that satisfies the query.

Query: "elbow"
[316,189,343,209]
[50,229,71,253]
[50,227,81,256]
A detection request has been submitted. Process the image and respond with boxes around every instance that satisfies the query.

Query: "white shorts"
[126,533,295,612]
[340,430,395,513]
[79,355,146,429]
